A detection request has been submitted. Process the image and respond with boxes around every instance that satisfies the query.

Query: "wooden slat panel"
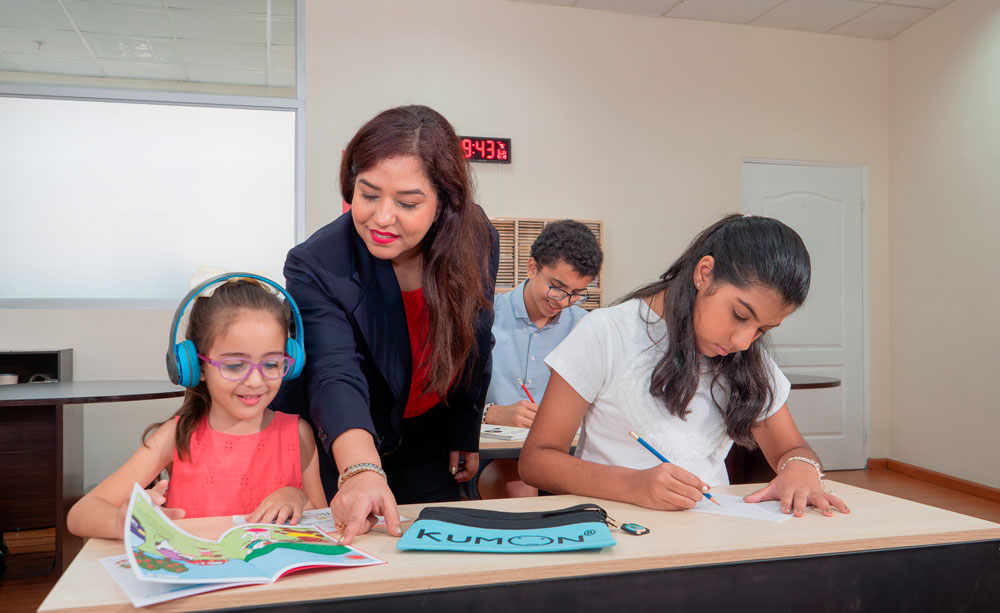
[491,218,516,289]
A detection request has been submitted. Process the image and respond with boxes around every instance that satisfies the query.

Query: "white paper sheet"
[689,493,792,523]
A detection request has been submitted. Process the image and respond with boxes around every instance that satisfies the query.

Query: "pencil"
[628,430,721,506]
[517,378,536,404]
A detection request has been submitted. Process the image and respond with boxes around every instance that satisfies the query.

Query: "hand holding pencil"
[628,431,721,507]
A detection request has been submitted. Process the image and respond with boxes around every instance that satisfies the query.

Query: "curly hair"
[529,219,603,278]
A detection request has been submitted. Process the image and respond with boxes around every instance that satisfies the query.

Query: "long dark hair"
[145,279,291,460]
[618,214,810,448]
[340,105,493,397]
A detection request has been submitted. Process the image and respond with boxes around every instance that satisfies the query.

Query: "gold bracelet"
[780,456,825,480]
[336,463,387,490]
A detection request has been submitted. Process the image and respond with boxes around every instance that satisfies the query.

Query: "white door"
[742,161,867,469]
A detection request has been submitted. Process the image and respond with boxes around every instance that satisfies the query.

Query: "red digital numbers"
[459,136,511,164]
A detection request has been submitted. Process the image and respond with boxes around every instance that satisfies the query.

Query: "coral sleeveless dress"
[165,411,302,518]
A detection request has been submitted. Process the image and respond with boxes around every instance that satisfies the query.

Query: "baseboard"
[867,457,1000,505]
[866,458,888,470]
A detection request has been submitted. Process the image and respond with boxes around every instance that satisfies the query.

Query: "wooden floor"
[3,468,999,613]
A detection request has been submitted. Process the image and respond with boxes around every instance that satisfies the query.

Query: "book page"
[125,483,383,585]
[100,555,247,607]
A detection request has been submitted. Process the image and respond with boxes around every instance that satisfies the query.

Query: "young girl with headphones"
[67,271,326,540]
[519,215,850,518]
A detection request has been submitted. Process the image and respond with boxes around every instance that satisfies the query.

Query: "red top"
[165,411,302,518]
[401,287,442,418]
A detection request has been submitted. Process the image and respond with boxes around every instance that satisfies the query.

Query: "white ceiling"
[0,0,954,91]
[0,0,295,88]
[511,0,953,39]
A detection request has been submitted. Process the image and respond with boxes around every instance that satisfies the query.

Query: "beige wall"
[888,0,1000,487]
[1,0,892,489]
[306,0,891,455]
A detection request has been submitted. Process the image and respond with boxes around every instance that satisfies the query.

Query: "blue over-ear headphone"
[166,272,305,388]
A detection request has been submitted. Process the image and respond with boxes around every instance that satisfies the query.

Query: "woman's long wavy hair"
[145,280,291,460]
[341,105,493,398]
[617,214,810,448]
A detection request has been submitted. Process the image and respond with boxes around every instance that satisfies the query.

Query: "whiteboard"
[0,96,295,302]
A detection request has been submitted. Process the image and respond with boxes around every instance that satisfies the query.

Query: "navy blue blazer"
[276,211,498,467]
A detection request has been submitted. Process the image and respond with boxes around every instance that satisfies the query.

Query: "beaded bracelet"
[482,403,495,424]
[336,463,387,490]
[780,456,825,480]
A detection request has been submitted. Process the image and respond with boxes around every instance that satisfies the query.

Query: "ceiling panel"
[187,64,264,86]
[83,33,181,63]
[832,3,933,38]
[269,69,293,87]
[63,1,173,37]
[0,51,19,70]
[270,16,294,46]
[170,9,265,44]
[269,45,294,71]
[507,0,953,39]
[5,51,102,76]
[178,40,265,69]
[167,0,268,12]
[89,0,162,6]
[512,0,577,6]
[0,26,90,56]
[888,0,951,8]
[0,0,74,30]
[751,0,876,33]
[574,0,680,17]
[100,57,186,79]
[666,0,784,24]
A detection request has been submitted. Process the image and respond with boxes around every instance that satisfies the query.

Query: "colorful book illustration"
[122,483,384,590]
[100,554,248,608]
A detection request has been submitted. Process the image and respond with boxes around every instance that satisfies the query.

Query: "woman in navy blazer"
[277,105,498,543]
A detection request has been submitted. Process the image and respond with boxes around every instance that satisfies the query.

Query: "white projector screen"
[0,96,296,303]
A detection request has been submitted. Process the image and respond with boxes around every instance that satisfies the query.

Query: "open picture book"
[108,483,384,606]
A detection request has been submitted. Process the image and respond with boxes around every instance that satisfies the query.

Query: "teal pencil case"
[396,503,617,553]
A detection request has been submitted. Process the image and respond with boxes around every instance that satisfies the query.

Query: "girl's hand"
[743,462,850,517]
[627,463,709,511]
[116,480,184,537]
[247,487,309,525]
[332,471,401,546]
[450,450,479,482]
[485,401,538,428]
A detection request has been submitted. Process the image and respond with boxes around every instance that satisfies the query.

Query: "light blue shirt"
[486,279,590,406]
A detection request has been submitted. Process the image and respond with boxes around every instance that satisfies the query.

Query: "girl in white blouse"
[520,214,848,518]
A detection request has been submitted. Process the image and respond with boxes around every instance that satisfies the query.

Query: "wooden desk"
[0,380,185,578]
[39,482,1000,611]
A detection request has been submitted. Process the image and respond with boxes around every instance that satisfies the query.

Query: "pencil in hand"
[628,430,721,506]
[517,377,536,404]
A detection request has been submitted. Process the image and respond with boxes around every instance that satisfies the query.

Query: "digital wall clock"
[459,136,511,163]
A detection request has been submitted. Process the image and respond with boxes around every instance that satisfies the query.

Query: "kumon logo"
[413,529,596,547]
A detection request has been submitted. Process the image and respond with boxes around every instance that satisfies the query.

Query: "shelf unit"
[0,349,75,580]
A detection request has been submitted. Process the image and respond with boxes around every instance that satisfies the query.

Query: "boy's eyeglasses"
[197,354,294,381]
[539,272,590,305]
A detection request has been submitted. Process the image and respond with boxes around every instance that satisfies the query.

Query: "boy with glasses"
[479,220,603,498]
